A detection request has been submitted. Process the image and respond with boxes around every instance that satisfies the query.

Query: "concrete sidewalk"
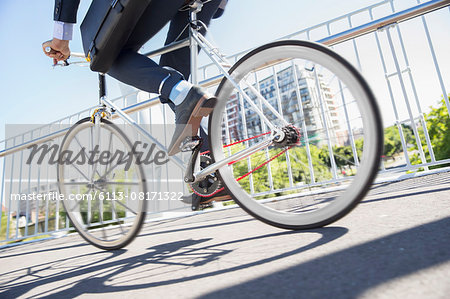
[0,172,449,298]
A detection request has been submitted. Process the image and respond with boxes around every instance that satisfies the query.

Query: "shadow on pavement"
[199,216,450,298]
[0,226,347,298]
[367,172,450,198]
[0,242,89,260]
[138,216,255,238]
[362,186,450,204]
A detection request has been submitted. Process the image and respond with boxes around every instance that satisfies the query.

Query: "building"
[223,64,349,148]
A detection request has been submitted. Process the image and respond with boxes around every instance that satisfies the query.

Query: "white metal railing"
[197,0,450,173]
[1,0,449,245]
[0,92,189,245]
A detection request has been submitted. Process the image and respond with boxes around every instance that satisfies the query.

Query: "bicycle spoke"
[235,147,291,182]
[65,186,92,212]
[90,125,101,182]
[96,152,131,182]
[99,181,139,186]
[103,131,114,177]
[58,118,146,249]
[92,185,138,215]
[208,40,382,229]
[69,163,91,182]
[94,198,107,240]
[74,135,102,178]
[240,78,288,126]
[111,202,126,235]
[114,200,138,216]
[62,181,90,186]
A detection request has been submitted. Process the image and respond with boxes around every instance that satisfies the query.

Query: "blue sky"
[0,0,382,138]
[0,0,449,144]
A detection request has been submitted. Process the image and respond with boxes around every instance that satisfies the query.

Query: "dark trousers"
[108,0,221,152]
[108,0,222,107]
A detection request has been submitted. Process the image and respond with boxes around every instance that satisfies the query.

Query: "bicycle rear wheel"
[57,117,147,250]
[209,40,383,229]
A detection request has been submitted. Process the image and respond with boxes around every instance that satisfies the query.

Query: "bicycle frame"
[93,0,288,183]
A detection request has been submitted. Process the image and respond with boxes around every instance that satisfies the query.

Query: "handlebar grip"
[45,46,56,54]
[45,46,69,66]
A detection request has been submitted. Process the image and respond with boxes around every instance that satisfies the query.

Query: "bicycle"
[56,0,383,250]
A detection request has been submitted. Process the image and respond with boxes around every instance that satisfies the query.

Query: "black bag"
[80,0,151,73]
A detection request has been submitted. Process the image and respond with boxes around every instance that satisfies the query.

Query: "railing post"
[237,89,255,194]
[393,20,436,162]
[313,69,339,179]
[0,151,6,237]
[291,62,316,184]
[15,136,25,239]
[35,131,42,235]
[24,132,33,237]
[371,13,410,167]
[417,0,450,117]
[5,138,16,240]
[272,67,294,188]
[385,25,428,168]
[337,79,360,168]
[347,16,363,71]
[255,72,274,191]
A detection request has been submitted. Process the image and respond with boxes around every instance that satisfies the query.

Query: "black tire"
[209,40,383,229]
[57,117,147,250]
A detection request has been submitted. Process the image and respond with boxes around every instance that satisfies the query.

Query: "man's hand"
[42,38,70,65]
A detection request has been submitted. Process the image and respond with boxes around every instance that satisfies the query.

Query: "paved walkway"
[1,172,449,298]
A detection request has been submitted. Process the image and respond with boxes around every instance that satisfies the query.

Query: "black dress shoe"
[167,86,217,156]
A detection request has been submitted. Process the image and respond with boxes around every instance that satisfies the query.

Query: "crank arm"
[192,138,273,183]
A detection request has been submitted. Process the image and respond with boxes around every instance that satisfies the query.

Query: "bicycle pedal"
[191,199,213,211]
[200,202,214,210]
[180,136,202,152]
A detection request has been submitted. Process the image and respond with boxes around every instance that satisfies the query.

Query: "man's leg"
[107,0,186,107]
[160,0,222,80]
[109,0,222,106]
[160,0,222,152]
[107,0,222,155]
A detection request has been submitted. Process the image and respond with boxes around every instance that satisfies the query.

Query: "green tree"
[409,96,450,169]
[425,97,450,162]
[290,145,333,183]
[411,97,450,168]
[383,124,414,160]
[355,138,364,160]
[231,143,333,196]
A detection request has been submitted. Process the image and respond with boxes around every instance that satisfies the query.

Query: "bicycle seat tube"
[189,1,204,84]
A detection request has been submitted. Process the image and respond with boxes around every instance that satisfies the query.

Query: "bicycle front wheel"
[209,40,383,229]
[57,117,147,250]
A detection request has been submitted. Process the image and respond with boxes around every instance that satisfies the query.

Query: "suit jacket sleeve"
[54,0,81,23]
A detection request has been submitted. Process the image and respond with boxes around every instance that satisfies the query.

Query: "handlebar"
[45,46,88,67]
[70,52,87,59]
